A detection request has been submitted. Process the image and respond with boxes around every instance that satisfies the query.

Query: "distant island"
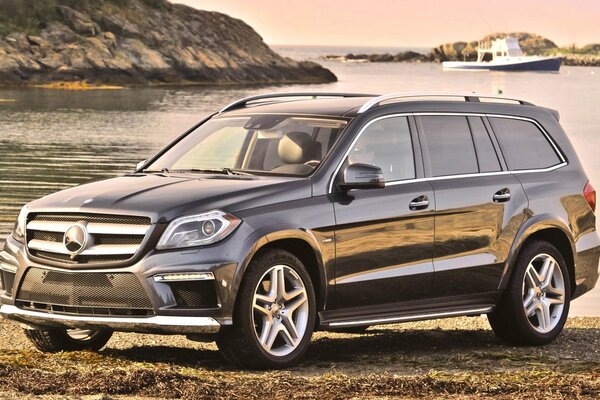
[0,0,336,87]
[325,33,600,67]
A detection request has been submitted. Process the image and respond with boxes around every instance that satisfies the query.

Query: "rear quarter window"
[489,117,562,170]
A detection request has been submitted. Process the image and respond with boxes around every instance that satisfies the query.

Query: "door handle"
[493,188,511,203]
[409,195,429,210]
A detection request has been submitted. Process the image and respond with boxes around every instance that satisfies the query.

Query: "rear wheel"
[488,240,570,345]
[216,249,316,369]
[25,328,113,352]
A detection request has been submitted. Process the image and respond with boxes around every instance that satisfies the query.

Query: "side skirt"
[318,292,498,328]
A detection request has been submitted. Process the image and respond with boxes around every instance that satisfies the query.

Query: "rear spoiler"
[545,107,560,121]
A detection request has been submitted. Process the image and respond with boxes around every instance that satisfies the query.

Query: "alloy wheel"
[522,253,566,333]
[252,264,309,357]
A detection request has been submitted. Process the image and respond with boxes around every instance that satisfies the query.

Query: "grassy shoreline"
[0,316,598,399]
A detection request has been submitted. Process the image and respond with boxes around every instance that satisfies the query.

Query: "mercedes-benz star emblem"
[63,222,90,258]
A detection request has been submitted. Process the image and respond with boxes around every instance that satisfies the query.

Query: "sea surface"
[0,45,598,316]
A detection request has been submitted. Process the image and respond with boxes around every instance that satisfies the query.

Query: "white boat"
[443,37,561,72]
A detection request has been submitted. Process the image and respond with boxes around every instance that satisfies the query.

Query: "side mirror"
[136,160,147,171]
[338,163,385,191]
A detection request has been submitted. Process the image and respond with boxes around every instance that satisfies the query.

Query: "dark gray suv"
[1,93,598,368]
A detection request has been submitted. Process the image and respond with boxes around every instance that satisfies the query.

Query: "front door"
[331,115,435,309]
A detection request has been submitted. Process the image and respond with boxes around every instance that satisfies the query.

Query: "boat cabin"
[477,37,524,62]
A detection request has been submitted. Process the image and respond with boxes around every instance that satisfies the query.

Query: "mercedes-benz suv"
[1,92,598,368]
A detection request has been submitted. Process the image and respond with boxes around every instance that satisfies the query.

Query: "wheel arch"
[499,217,576,297]
[235,229,329,312]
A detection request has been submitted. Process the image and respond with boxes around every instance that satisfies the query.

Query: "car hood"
[28,173,312,223]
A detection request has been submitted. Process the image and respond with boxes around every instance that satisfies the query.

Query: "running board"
[320,306,493,328]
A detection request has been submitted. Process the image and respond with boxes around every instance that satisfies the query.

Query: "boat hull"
[443,57,562,72]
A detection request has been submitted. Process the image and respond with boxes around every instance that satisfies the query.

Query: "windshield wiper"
[169,168,252,176]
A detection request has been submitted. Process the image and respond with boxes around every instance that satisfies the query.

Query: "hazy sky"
[170,0,599,47]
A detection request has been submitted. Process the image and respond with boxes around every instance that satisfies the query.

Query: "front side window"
[418,116,479,177]
[347,116,415,182]
[146,115,347,176]
[489,117,562,170]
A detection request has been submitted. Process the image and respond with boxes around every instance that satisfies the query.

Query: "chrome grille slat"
[26,213,151,265]
[27,220,150,235]
[28,240,139,256]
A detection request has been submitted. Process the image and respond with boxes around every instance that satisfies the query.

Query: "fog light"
[0,262,17,274]
[153,272,215,282]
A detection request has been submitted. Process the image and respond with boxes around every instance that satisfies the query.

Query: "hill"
[0,0,336,86]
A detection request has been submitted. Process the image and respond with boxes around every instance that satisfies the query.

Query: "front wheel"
[25,328,113,352]
[488,240,570,345]
[216,249,316,369]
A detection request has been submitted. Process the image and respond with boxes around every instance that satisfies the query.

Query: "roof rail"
[219,92,376,113]
[357,92,534,114]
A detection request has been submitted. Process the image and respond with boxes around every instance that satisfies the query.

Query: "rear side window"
[468,117,501,172]
[489,117,562,170]
[418,116,478,177]
[348,116,415,182]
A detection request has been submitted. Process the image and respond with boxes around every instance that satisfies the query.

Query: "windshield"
[145,115,348,176]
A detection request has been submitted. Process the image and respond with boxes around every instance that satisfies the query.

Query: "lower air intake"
[16,268,153,311]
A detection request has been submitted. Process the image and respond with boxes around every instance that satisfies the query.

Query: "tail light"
[584,181,596,212]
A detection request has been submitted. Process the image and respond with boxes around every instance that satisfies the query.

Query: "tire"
[488,240,571,345]
[25,328,113,353]
[216,249,317,369]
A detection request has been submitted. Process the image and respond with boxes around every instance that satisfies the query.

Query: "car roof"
[217,93,558,120]
[221,97,372,118]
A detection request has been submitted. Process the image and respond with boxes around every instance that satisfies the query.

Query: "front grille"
[170,281,219,309]
[26,212,151,265]
[16,267,153,313]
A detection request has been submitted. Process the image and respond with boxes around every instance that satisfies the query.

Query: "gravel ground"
[0,316,598,399]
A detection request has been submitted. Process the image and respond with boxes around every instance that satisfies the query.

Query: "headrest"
[278,131,312,164]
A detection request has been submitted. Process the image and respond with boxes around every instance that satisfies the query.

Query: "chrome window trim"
[328,112,568,193]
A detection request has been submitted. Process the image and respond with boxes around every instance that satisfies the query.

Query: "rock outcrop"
[0,0,336,85]
[325,51,433,63]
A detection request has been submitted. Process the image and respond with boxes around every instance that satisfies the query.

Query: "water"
[1,47,599,316]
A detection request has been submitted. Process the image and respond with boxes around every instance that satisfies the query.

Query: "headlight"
[12,205,28,243]
[156,210,241,250]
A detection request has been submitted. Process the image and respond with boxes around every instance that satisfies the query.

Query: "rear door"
[331,115,435,309]
[416,114,528,298]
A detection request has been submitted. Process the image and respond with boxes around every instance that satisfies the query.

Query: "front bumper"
[0,304,221,334]
[0,224,260,333]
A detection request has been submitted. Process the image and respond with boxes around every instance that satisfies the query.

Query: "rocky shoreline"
[324,32,600,67]
[0,0,336,86]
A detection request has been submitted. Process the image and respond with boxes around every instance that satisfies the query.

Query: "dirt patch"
[0,316,598,399]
